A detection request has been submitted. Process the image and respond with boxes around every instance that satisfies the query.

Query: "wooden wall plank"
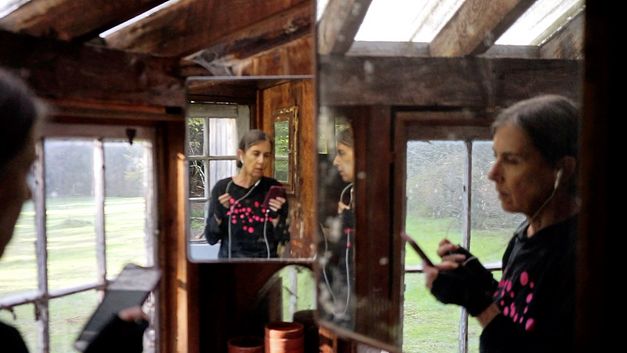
[0,0,168,41]
[0,30,184,107]
[318,0,372,55]
[430,0,535,57]
[319,55,581,108]
[105,0,309,58]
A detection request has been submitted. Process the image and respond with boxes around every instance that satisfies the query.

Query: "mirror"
[186,76,316,262]
[316,0,584,351]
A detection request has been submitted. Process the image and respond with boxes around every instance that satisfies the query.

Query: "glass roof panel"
[0,0,31,19]
[496,0,584,45]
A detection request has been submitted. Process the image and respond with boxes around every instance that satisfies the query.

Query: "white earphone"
[554,168,563,190]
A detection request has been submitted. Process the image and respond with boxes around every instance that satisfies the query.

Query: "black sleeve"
[1,321,29,353]
[204,180,228,245]
[84,316,148,353]
[479,314,528,353]
[274,195,290,243]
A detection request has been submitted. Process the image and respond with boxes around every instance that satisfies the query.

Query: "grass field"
[402,216,517,353]
[0,197,148,353]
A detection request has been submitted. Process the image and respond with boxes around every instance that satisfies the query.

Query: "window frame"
[0,123,159,353]
[394,111,499,353]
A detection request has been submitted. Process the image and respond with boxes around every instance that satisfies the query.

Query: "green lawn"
[0,197,148,353]
[402,216,515,353]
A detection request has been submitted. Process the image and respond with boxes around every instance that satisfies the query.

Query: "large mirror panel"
[186,76,316,262]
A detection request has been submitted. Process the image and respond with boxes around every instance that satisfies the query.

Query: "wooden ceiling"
[0,0,583,110]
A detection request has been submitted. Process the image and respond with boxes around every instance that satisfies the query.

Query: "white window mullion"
[34,140,50,353]
[458,140,473,353]
[94,139,107,286]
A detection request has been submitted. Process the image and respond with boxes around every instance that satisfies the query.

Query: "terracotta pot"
[265,322,305,353]
[228,336,264,353]
[264,321,304,339]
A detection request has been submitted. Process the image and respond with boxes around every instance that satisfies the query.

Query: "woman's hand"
[337,201,350,214]
[267,196,286,213]
[117,306,148,323]
[436,238,467,264]
[218,192,231,208]
[424,258,460,289]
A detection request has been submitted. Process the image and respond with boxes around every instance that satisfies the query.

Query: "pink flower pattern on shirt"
[494,270,536,332]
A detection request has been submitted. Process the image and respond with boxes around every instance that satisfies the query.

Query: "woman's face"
[333,143,354,183]
[488,123,556,217]
[0,134,35,257]
[239,140,272,178]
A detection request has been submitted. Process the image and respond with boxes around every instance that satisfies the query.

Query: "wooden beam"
[319,55,582,107]
[540,10,584,59]
[104,0,310,57]
[430,0,536,57]
[182,1,311,72]
[0,30,184,107]
[318,0,372,55]
[347,41,539,58]
[0,0,169,41]
[180,35,314,77]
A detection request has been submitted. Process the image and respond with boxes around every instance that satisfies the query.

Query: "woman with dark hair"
[204,129,289,259]
[424,95,579,353]
[0,69,147,352]
[320,126,355,324]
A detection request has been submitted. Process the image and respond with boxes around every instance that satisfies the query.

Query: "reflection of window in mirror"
[186,102,249,260]
[402,138,523,352]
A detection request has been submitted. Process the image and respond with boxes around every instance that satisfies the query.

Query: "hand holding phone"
[263,185,287,209]
[400,232,434,267]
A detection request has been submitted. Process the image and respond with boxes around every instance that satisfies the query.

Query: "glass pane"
[49,291,99,353]
[403,273,460,352]
[189,160,206,198]
[189,201,207,241]
[45,140,98,290]
[209,118,237,156]
[0,304,38,352]
[0,200,37,297]
[405,141,465,265]
[208,160,237,193]
[187,117,205,156]
[471,141,524,264]
[104,141,149,277]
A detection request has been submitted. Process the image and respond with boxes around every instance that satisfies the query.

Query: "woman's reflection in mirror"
[203,129,289,259]
[320,127,355,325]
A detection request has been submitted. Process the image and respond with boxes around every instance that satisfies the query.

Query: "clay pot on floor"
[228,336,264,353]
[265,321,304,353]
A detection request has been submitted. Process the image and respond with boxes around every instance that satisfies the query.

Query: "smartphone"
[400,232,434,267]
[263,185,287,209]
[74,264,161,352]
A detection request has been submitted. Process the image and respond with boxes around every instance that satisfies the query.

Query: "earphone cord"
[529,183,559,224]
[339,183,353,207]
[226,179,261,259]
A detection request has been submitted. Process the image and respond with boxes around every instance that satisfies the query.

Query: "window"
[186,102,249,260]
[0,125,158,353]
[402,139,523,353]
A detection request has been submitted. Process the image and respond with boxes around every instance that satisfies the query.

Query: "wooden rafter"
[430,0,536,57]
[317,0,372,55]
[540,10,584,59]
[104,0,310,58]
[180,34,314,77]
[182,1,311,74]
[0,30,184,107]
[0,0,169,41]
[319,55,581,107]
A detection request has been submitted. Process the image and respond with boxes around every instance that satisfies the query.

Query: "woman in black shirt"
[424,95,580,353]
[204,129,289,259]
